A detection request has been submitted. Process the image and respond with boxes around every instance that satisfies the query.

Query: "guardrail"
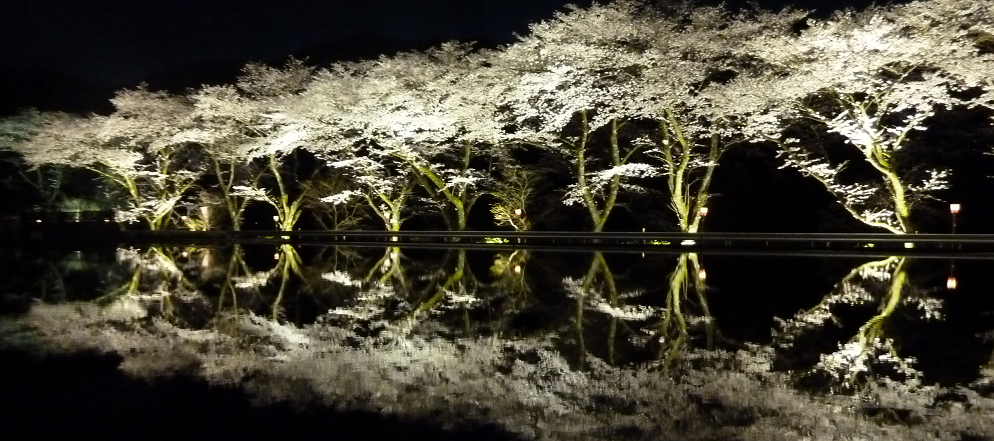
[101,229,994,253]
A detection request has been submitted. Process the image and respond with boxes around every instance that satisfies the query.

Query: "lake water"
[2,243,993,440]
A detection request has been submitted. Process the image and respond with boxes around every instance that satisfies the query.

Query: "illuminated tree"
[490,165,535,230]
[282,62,418,232]
[179,85,269,230]
[354,45,503,231]
[184,59,317,232]
[6,88,205,230]
[497,2,658,232]
[635,5,807,232]
[739,0,994,233]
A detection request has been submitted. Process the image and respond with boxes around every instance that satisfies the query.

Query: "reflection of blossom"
[590,303,659,321]
[904,297,943,320]
[233,271,273,289]
[321,270,362,287]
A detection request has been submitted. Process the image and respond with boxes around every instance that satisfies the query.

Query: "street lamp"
[950,203,960,234]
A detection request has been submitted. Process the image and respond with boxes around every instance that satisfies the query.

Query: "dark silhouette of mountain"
[1,33,501,117]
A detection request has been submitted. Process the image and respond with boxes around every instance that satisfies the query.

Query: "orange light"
[947,276,957,290]
[950,204,961,214]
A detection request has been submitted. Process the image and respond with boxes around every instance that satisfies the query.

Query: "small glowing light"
[698,269,707,281]
[950,203,961,214]
[104,219,111,222]
[699,207,709,217]
[904,242,915,249]
[36,219,42,223]
[681,240,696,246]
[514,208,522,216]
[273,215,280,222]
[180,251,189,258]
[641,252,645,258]
[180,215,189,221]
[274,253,280,260]
[947,276,957,290]
[513,264,522,274]
[642,227,646,233]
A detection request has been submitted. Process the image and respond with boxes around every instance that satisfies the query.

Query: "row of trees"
[2,0,992,233]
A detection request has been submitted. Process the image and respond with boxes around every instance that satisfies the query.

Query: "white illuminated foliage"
[739,0,992,232]
[6,87,206,229]
[495,2,665,231]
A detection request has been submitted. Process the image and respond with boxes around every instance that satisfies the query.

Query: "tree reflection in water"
[3,246,994,440]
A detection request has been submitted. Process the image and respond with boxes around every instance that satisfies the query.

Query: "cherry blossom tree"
[634,5,807,232]
[186,59,317,232]
[497,2,659,232]
[738,0,994,233]
[179,85,269,230]
[6,88,205,230]
[280,61,419,232]
[353,45,503,231]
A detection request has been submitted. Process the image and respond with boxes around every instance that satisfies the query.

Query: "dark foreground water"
[2,243,993,440]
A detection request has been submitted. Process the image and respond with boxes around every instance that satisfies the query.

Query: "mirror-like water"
[2,244,993,440]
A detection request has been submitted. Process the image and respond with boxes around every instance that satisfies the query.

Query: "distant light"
[513,264,522,274]
[950,203,961,214]
[904,242,915,249]
[698,269,707,281]
[642,227,646,232]
[274,253,280,260]
[699,207,709,217]
[514,208,522,216]
[273,215,280,221]
[36,219,42,223]
[681,240,696,246]
[181,251,189,258]
[180,215,189,221]
[104,219,111,222]
[947,276,957,290]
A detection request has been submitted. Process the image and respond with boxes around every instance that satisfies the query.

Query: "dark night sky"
[0,0,882,115]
